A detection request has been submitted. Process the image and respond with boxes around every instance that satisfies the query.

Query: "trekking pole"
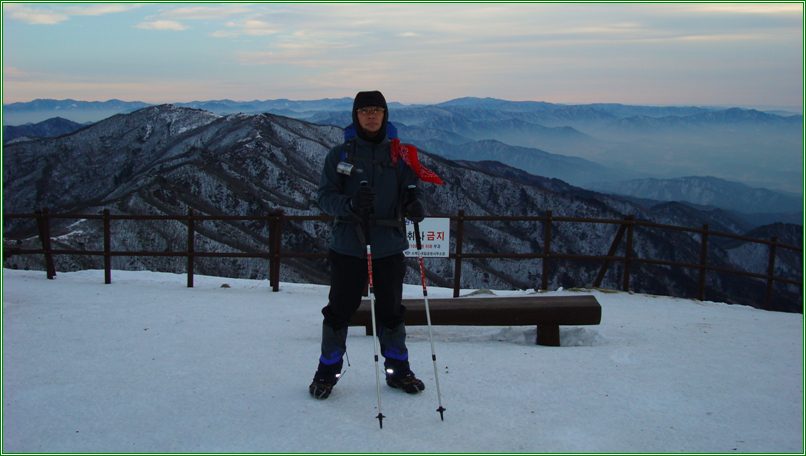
[361,181,385,429]
[407,185,447,421]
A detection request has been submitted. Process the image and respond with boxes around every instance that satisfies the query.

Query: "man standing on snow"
[309,90,429,399]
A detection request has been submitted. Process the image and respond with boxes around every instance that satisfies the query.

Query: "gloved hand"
[349,185,376,213]
[404,199,426,223]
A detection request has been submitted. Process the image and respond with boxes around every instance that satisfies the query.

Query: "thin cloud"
[237,45,350,67]
[3,4,68,25]
[63,4,143,17]
[211,20,279,38]
[234,30,357,66]
[678,3,803,15]
[3,3,142,25]
[135,20,188,31]
[3,66,34,79]
[157,5,253,20]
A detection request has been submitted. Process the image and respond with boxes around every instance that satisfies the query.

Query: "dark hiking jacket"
[317,134,423,259]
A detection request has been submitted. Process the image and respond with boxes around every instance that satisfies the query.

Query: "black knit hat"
[353,90,387,111]
[352,90,388,143]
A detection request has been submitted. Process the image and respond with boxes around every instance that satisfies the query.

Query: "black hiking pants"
[321,249,407,331]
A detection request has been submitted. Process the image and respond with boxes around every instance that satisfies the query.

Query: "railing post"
[765,236,778,311]
[698,224,709,301]
[35,208,56,279]
[453,210,465,298]
[103,209,112,284]
[593,216,630,288]
[187,208,195,288]
[268,212,276,291]
[622,215,635,292]
[271,210,283,292]
[34,210,44,270]
[541,210,552,291]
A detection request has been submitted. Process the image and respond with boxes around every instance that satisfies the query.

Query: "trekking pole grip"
[405,184,417,206]
[406,185,423,251]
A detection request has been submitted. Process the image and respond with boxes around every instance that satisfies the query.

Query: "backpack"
[338,122,406,180]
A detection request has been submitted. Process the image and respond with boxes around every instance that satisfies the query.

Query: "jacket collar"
[355,134,389,148]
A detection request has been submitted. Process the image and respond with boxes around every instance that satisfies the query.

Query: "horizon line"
[3,97,804,111]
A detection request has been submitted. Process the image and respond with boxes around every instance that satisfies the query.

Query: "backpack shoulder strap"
[340,138,356,162]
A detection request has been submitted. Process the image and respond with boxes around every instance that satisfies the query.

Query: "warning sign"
[404,218,450,258]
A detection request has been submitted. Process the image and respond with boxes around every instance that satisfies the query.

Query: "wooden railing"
[3,208,802,311]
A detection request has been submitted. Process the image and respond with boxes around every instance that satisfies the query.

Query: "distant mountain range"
[2,99,152,124]
[5,97,801,125]
[3,117,88,142]
[2,105,802,312]
[413,138,638,187]
[588,176,803,220]
[300,100,802,195]
[4,96,802,203]
[2,97,411,125]
[609,107,803,134]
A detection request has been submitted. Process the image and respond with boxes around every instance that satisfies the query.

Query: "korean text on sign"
[404,218,450,258]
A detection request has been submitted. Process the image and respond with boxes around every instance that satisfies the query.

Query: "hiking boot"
[386,371,425,394]
[309,380,334,399]
[309,371,340,399]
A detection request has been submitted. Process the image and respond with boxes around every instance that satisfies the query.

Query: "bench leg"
[365,324,372,336]
[536,325,560,346]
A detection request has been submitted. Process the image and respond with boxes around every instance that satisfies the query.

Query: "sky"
[1,2,804,107]
[2,268,803,453]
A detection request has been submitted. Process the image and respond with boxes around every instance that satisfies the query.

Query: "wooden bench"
[349,295,602,347]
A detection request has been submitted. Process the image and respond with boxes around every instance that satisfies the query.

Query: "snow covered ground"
[2,268,803,453]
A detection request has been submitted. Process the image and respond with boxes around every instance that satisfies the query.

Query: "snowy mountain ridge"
[5,97,801,195]
[2,105,802,312]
